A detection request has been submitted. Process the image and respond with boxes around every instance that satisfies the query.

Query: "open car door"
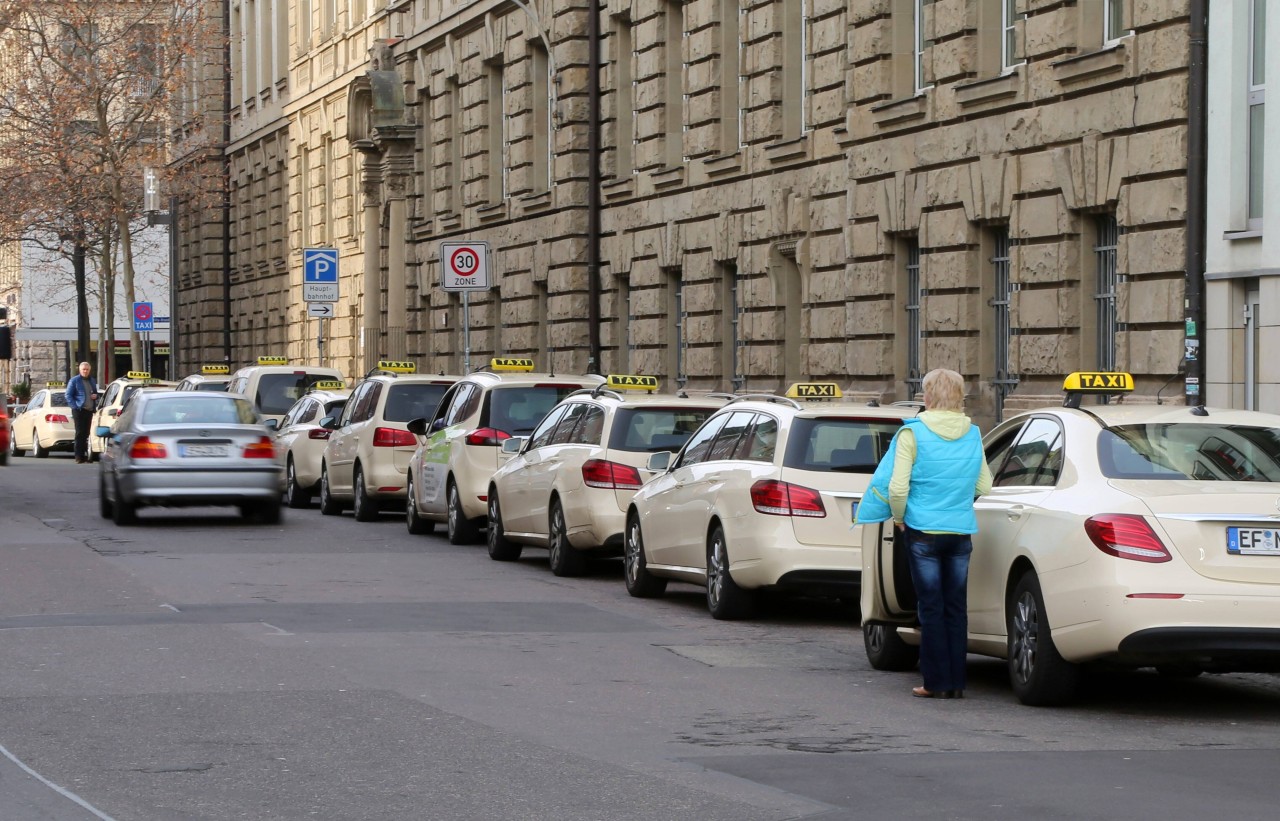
[859,520,921,671]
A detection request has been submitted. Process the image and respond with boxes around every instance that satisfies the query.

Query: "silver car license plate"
[181,445,229,458]
[1227,527,1280,556]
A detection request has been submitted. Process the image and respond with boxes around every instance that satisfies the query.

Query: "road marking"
[260,622,293,636]
[0,742,119,821]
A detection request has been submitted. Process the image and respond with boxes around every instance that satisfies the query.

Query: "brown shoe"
[75,457,85,463]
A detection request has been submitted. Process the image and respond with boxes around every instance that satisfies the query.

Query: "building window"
[913,0,931,94]
[531,42,552,191]
[1104,0,1128,45]
[448,77,462,212]
[905,240,922,397]
[1001,0,1023,72]
[1094,215,1120,373]
[719,261,742,391]
[1248,0,1266,226]
[666,268,686,388]
[720,0,741,151]
[300,147,311,247]
[782,0,808,137]
[298,0,311,51]
[418,92,433,212]
[487,60,507,202]
[991,228,1017,422]
[664,0,684,167]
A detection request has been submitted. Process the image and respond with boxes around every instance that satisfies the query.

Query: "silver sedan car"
[97,390,285,525]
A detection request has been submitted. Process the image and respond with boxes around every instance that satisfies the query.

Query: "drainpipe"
[1184,0,1208,405]
[586,0,601,374]
[221,0,233,365]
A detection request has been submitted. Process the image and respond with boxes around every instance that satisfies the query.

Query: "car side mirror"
[406,417,427,436]
[94,425,112,438]
[501,437,525,455]
[319,415,338,429]
[263,419,279,431]
[647,451,673,472]
[430,418,447,432]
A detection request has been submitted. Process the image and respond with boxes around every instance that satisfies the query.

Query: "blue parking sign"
[303,248,340,302]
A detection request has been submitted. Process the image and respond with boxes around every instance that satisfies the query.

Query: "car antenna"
[1191,405,1209,416]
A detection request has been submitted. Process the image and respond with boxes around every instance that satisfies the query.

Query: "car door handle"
[1006,505,1025,521]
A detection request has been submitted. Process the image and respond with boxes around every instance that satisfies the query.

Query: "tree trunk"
[73,239,91,366]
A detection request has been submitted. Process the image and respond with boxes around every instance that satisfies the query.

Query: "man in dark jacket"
[65,362,99,463]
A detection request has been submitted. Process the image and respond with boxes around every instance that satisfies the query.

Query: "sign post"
[439,241,492,373]
[303,248,340,365]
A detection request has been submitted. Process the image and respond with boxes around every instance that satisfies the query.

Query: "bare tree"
[0,0,216,371]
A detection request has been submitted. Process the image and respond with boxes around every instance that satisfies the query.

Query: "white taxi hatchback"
[8,383,75,458]
[486,376,728,575]
[225,356,345,426]
[624,384,915,619]
[271,381,351,508]
[176,364,232,392]
[91,372,178,458]
[405,359,605,543]
[319,363,459,521]
[861,372,1280,705]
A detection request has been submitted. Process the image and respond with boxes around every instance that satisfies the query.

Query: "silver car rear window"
[1099,424,1280,481]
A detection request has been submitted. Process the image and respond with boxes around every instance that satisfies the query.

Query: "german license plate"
[181,445,228,458]
[1227,527,1280,556]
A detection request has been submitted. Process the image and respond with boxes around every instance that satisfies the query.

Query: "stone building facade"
[184,0,1194,430]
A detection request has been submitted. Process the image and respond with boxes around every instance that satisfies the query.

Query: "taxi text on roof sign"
[605,374,659,391]
[785,382,843,399]
[201,364,230,375]
[311,380,346,390]
[1063,372,1135,392]
[257,356,289,366]
[126,371,152,380]
[377,360,417,374]
[47,381,66,388]
[491,357,535,372]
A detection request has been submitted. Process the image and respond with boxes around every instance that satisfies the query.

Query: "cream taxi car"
[405,359,605,543]
[176,364,232,392]
[624,383,915,619]
[861,372,1280,706]
[8,382,75,458]
[90,372,178,458]
[319,362,459,521]
[486,376,728,575]
[271,381,350,508]
[225,356,345,426]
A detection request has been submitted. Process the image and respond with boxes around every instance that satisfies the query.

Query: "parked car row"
[75,357,1280,707]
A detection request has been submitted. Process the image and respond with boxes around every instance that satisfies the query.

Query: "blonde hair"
[921,368,965,412]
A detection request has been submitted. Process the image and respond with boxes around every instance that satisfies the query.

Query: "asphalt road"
[2,453,1279,820]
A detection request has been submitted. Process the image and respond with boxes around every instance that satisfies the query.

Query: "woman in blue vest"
[859,369,992,698]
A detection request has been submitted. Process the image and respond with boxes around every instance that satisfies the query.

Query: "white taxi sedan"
[319,363,459,521]
[8,383,75,458]
[861,372,1280,706]
[405,359,605,543]
[271,382,351,508]
[624,384,915,619]
[176,364,232,392]
[91,372,178,457]
[486,376,727,575]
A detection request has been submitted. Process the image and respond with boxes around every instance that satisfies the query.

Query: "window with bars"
[991,228,1017,422]
[1094,215,1120,374]
[905,241,922,398]
[667,270,687,388]
[720,262,743,391]
[1248,0,1266,226]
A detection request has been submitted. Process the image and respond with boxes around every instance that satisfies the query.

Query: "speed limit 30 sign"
[440,241,491,292]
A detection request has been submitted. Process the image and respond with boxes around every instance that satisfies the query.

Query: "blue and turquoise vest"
[855,417,984,534]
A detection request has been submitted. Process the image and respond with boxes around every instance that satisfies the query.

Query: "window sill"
[954,68,1024,110]
[763,134,810,165]
[601,175,635,201]
[476,201,508,223]
[436,211,463,233]
[870,94,929,129]
[701,151,743,178]
[518,189,552,212]
[1051,42,1128,87]
[650,165,685,191]
[1224,229,1263,241]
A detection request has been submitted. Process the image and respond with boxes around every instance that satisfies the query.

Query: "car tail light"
[243,437,276,459]
[1084,514,1172,563]
[465,427,511,446]
[46,413,69,423]
[373,426,416,447]
[750,480,827,518]
[128,436,168,459]
[308,428,332,440]
[582,459,644,490]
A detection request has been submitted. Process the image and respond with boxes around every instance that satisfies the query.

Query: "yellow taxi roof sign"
[491,357,535,372]
[311,380,346,391]
[257,356,288,366]
[377,360,417,374]
[201,364,230,375]
[126,371,152,380]
[605,374,659,392]
[47,381,66,388]
[1063,372,1134,393]
[785,382,843,399]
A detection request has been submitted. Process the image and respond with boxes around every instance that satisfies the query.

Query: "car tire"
[319,465,343,516]
[447,480,479,545]
[486,492,522,561]
[352,466,379,522]
[547,498,585,577]
[111,478,136,526]
[32,435,48,458]
[1008,572,1081,706]
[405,474,434,535]
[623,513,667,599]
[863,622,920,672]
[706,525,755,620]
[7,434,19,458]
[98,472,113,519]
[284,458,312,509]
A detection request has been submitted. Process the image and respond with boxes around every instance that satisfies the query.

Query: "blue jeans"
[905,528,972,693]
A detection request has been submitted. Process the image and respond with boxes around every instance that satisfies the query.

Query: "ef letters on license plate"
[1227,527,1280,556]
[181,445,228,458]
